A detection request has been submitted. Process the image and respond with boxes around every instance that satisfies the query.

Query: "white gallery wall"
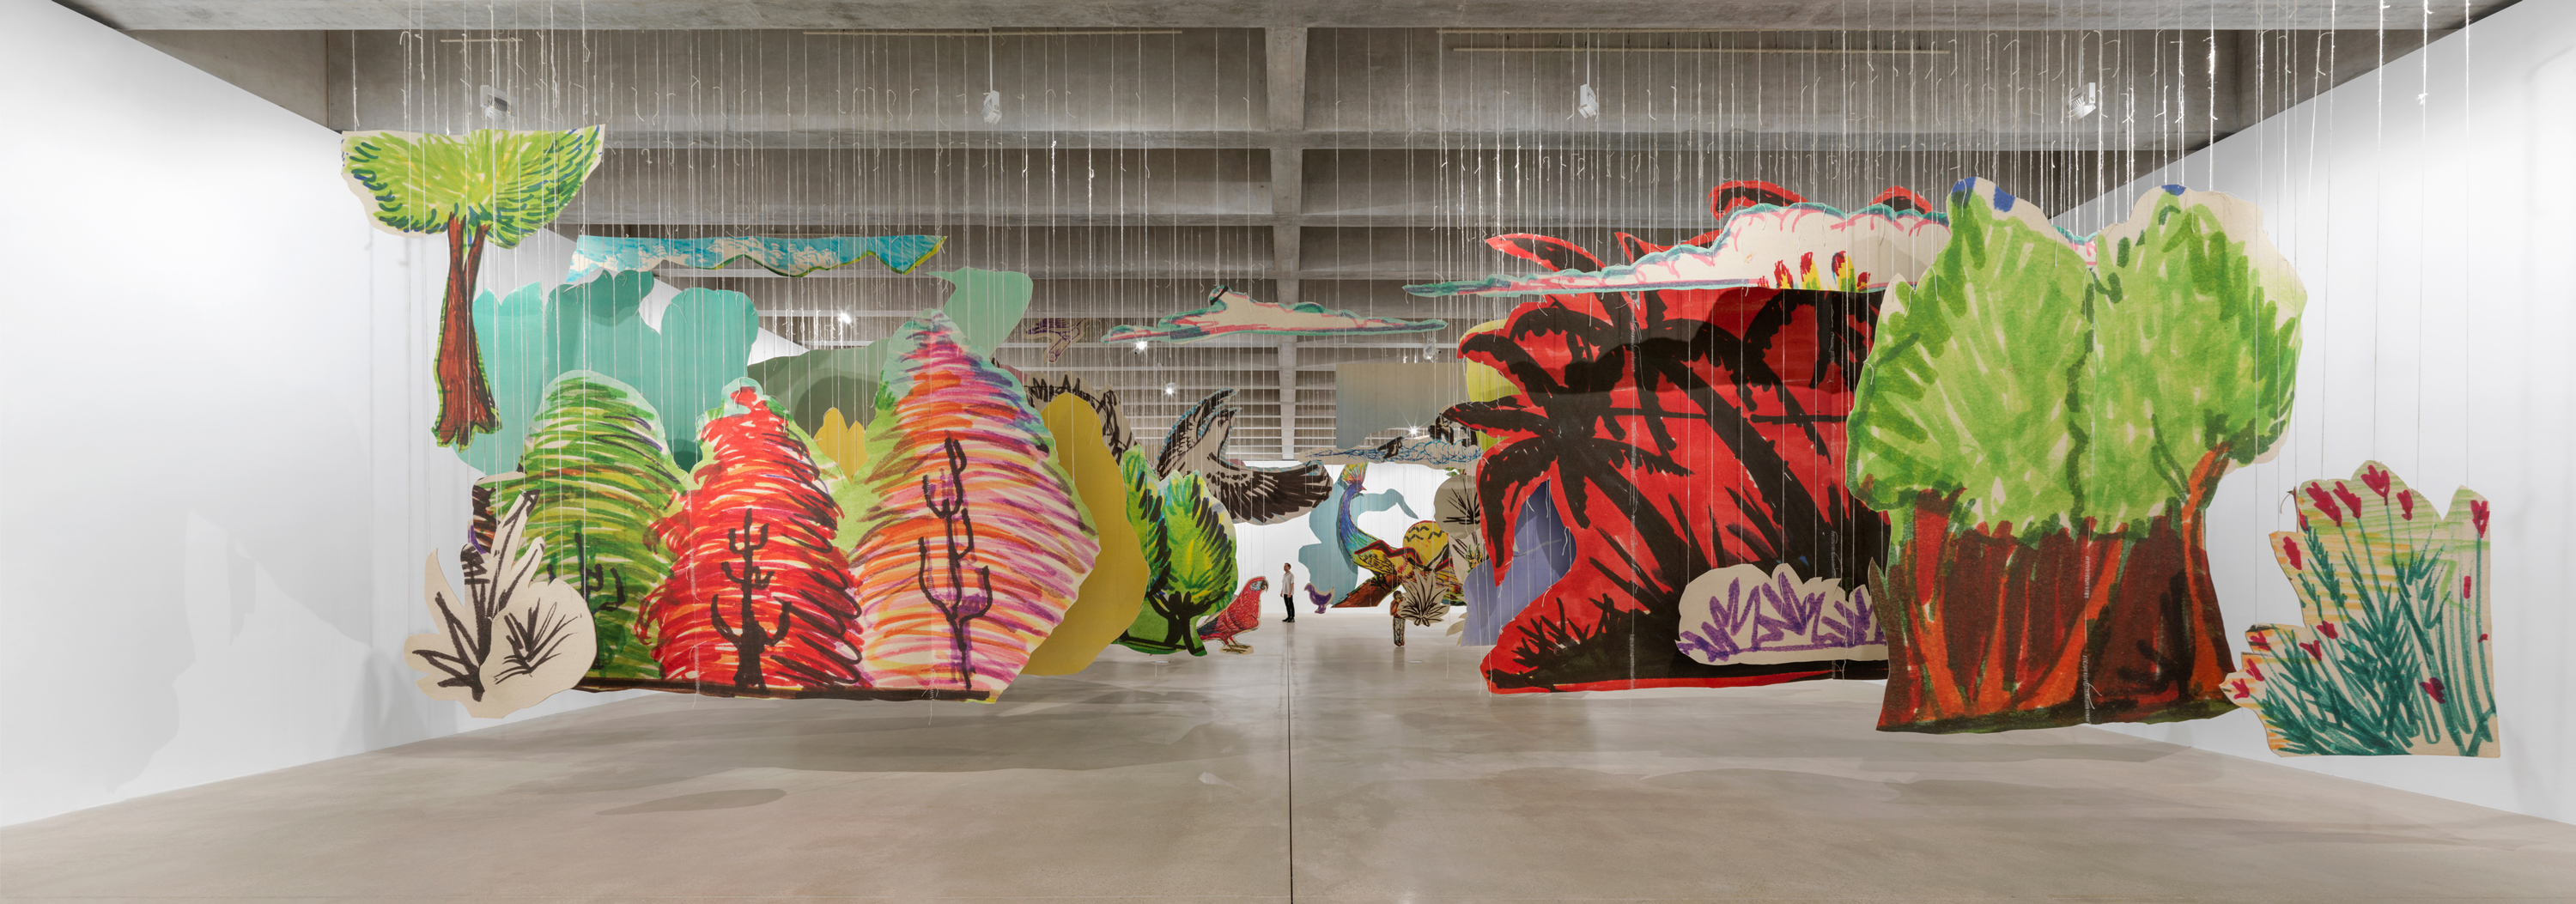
[1231,461,1449,606]
[2062,0,2573,822]
[0,0,633,827]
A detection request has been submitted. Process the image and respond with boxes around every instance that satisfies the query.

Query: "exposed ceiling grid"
[91,0,2512,458]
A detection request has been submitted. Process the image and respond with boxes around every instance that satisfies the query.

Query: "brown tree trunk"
[1875,485,2238,733]
[430,217,499,448]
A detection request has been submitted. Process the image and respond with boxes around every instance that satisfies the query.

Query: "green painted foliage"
[2227,463,2498,756]
[1846,188,2093,536]
[1849,182,2305,538]
[477,372,688,680]
[1115,449,1240,655]
[340,127,606,246]
[463,272,758,475]
[2086,198,2306,528]
[746,269,1034,432]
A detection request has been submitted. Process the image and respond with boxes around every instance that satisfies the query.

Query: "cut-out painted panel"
[747,269,1032,432]
[1406,184,1943,299]
[477,371,687,681]
[405,492,597,718]
[1020,396,1151,676]
[1450,223,1894,692]
[1849,179,2306,732]
[1103,285,1446,343]
[1158,390,1333,525]
[342,125,607,449]
[565,234,945,282]
[2226,463,2498,756]
[847,315,1100,692]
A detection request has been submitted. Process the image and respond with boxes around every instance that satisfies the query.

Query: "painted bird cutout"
[1156,390,1333,525]
[1200,577,1270,653]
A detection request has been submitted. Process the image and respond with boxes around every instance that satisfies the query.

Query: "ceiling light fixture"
[477,85,513,119]
[2067,82,2100,120]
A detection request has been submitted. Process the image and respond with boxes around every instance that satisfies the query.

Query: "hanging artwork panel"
[1847,179,2306,733]
[847,314,1102,692]
[1447,182,1904,693]
[340,126,607,450]
[1019,395,1153,676]
[1103,284,1446,344]
[404,493,597,719]
[2225,463,2498,756]
[1157,390,1333,525]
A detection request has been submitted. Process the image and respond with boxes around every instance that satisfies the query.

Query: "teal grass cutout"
[744,269,1034,432]
[464,271,757,475]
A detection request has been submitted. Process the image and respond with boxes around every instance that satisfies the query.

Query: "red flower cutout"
[2361,464,2391,498]
[2306,485,2342,525]
[2470,500,2491,537]
[2421,677,2447,704]
[2280,537,2303,570]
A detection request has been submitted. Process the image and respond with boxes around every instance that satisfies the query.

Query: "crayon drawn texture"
[848,315,1099,691]
[2225,463,2499,757]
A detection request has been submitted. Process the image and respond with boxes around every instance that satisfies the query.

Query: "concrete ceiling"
[73,0,2522,31]
[106,6,2507,457]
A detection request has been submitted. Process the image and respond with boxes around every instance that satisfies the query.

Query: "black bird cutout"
[1155,390,1334,525]
[1024,373,1137,458]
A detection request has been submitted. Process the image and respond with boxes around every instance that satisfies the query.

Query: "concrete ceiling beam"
[73,1,2516,31]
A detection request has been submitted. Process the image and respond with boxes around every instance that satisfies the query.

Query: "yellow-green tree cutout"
[2225,462,2499,756]
[341,126,607,449]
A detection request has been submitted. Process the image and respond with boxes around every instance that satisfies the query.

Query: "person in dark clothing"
[1279,563,1297,622]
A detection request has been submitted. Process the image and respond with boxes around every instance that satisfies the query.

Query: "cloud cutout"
[1404,203,1952,298]
[1299,435,1483,469]
[568,234,946,282]
[1103,285,1446,344]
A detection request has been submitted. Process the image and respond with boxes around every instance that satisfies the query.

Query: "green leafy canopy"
[341,126,606,248]
[1848,181,2305,539]
[478,371,687,680]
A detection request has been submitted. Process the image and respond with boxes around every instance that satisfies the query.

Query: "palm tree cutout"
[341,126,608,448]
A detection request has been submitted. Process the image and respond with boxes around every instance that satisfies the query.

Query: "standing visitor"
[1279,563,1297,622]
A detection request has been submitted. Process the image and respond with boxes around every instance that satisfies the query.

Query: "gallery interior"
[3,0,2571,899]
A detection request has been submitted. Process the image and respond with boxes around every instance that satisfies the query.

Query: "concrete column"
[1277,337,1298,458]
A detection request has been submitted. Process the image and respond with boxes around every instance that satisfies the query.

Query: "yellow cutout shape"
[1459,319,1511,450]
[1021,397,1152,675]
[811,406,867,476]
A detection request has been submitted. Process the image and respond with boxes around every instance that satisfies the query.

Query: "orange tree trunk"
[430,217,500,448]
[1874,489,2237,732]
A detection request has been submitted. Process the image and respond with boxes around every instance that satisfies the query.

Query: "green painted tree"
[341,126,607,449]
[1115,449,1239,656]
[1847,179,2305,732]
[477,371,686,680]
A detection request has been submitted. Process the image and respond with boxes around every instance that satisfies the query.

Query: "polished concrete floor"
[4,610,2572,903]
